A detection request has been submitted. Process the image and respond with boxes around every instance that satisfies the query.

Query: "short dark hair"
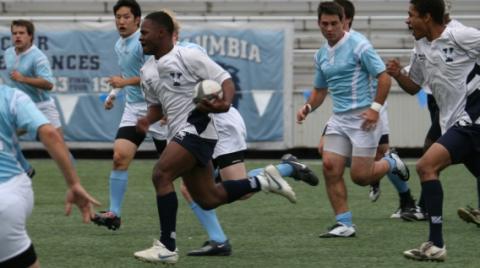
[113,0,141,18]
[334,0,355,28]
[11,20,35,37]
[410,0,445,25]
[145,11,174,35]
[317,1,344,21]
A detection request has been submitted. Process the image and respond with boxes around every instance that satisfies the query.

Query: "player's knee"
[194,198,218,210]
[416,160,434,180]
[112,151,130,169]
[151,164,171,185]
[350,173,370,186]
[322,158,333,171]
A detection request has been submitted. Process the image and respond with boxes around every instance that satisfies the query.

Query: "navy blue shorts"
[437,124,480,177]
[172,132,217,167]
[426,94,441,141]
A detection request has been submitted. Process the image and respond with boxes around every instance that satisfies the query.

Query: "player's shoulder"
[445,22,479,41]
[349,29,369,42]
[347,31,372,49]
[140,55,156,71]
[0,85,14,97]
[29,46,49,62]
[314,45,328,61]
[0,85,31,106]
[177,41,207,54]
[176,44,206,57]
[4,46,15,55]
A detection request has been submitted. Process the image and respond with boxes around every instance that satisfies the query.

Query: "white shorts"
[323,108,383,157]
[0,173,34,262]
[119,102,168,140]
[379,103,390,136]
[36,98,61,128]
[212,107,247,159]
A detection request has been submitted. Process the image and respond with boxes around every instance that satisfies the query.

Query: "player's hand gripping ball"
[193,80,223,104]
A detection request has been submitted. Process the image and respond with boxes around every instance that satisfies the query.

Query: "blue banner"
[0,21,293,146]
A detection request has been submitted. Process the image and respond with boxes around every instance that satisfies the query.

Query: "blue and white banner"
[0,21,293,148]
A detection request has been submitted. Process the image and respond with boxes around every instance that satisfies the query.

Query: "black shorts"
[116,126,146,147]
[426,94,442,141]
[116,126,166,154]
[172,132,217,167]
[213,150,246,170]
[379,134,389,145]
[437,124,480,177]
[0,243,37,268]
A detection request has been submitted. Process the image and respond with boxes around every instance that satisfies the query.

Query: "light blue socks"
[336,211,353,227]
[190,202,227,243]
[247,163,294,177]
[383,156,409,193]
[109,170,128,216]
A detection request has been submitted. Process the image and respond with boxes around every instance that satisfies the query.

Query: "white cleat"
[390,208,401,219]
[134,240,179,264]
[404,241,446,262]
[319,222,356,238]
[257,165,297,203]
[388,151,410,181]
[368,184,381,202]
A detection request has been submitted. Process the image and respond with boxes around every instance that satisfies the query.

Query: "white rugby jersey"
[409,20,466,95]
[409,21,480,133]
[141,45,231,140]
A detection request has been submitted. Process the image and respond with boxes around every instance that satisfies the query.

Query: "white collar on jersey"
[122,29,140,42]
[327,31,350,50]
[15,44,36,56]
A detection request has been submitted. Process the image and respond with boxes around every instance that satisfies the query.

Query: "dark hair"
[410,0,445,24]
[334,0,355,28]
[113,0,141,18]
[317,1,344,21]
[144,11,174,35]
[11,20,35,38]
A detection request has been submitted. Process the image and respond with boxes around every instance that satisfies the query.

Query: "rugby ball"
[193,80,223,104]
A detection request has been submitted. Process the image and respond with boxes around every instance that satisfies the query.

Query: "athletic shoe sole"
[457,208,480,226]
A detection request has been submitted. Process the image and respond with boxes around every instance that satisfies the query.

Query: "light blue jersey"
[313,31,385,113]
[4,45,54,103]
[0,85,49,183]
[114,30,146,103]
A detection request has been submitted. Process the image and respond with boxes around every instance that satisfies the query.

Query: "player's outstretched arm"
[386,59,421,95]
[296,88,327,124]
[37,124,100,223]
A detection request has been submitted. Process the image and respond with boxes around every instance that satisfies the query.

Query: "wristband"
[108,88,120,97]
[304,103,312,114]
[370,102,383,112]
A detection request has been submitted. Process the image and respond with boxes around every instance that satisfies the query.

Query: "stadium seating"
[3,0,480,16]
[3,0,479,94]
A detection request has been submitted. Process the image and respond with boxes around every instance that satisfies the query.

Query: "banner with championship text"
[0,21,293,149]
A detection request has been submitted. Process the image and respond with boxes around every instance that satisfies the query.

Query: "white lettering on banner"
[187,35,261,63]
[92,77,111,92]
[52,77,111,93]
[53,77,69,92]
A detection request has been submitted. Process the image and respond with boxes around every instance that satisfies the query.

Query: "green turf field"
[27,159,478,267]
